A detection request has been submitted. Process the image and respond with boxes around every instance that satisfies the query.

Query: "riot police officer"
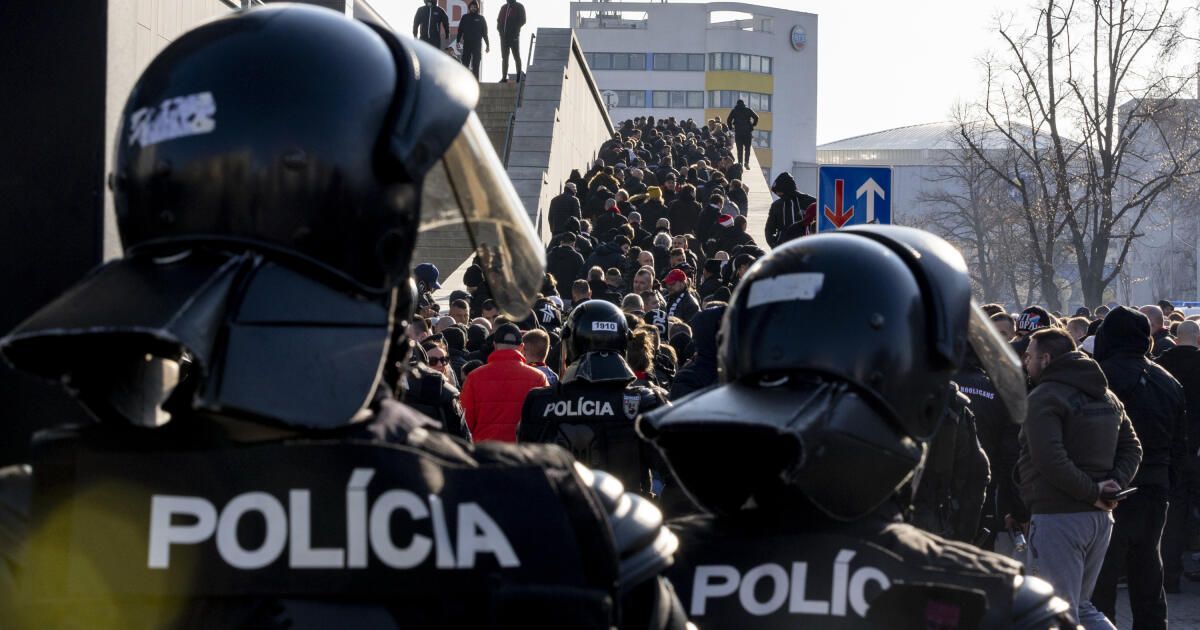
[0,6,686,629]
[518,300,667,497]
[637,226,1073,629]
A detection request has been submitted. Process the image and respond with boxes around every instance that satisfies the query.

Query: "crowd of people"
[401,119,1200,630]
[401,116,770,441]
[7,5,1200,628]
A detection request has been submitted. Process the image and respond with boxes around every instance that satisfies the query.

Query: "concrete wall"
[506,28,615,241]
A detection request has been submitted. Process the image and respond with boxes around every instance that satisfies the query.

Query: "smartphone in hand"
[1100,487,1137,502]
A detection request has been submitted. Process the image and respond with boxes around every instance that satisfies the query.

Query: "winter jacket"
[693,204,722,244]
[663,289,700,327]
[668,194,701,236]
[548,191,581,233]
[583,241,627,274]
[765,191,817,247]
[593,208,628,238]
[707,226,754,257]
[1155,344,1200,449]
[725,104,759,137]
[1152,328,1177,357]
[669,306,724,399]
[636,198,669,229]
[413,4,450,49]
[455,12,489,47]
[546,245,585,290]
[1017,351,1142,515]
[460,348,548,442]
[1094,306,1186,490]
[496,1,526,40]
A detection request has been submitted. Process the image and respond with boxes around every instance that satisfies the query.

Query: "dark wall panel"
[0,1,109,464]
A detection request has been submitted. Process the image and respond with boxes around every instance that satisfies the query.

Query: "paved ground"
[1111,553,1200,628]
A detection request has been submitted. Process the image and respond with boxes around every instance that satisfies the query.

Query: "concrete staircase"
[477,82,521,160]
[410,83,521,291]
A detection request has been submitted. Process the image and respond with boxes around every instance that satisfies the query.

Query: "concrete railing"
[505,28,616,242]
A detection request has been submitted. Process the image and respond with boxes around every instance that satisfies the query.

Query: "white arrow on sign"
[856,178,886,223]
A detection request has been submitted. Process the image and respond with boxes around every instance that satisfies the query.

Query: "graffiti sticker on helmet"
[128,92,216,148]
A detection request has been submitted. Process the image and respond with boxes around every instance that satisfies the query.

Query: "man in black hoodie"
[764,172,816,247]
[496,0,526,81]
[725,99,758,166]
[455,0,489,80]
[1091,306,1186,628]
[413,0,450,50]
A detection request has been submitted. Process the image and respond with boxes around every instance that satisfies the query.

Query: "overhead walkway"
[423,27,776,305]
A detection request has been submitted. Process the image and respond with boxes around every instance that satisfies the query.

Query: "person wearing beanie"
[1011,305,1052,356]
[637,185,669,228]
[1091,306,1186,619]
[697,258,725,300]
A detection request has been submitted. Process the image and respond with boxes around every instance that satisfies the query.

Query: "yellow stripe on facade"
[705,109,773,130]
[704,71,773,94]
[755,149,772,168]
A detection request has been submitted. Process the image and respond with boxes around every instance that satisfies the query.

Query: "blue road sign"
[817,166,892,232]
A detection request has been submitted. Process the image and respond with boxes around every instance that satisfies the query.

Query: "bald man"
[1155,318,1200,592]
[1141,304,1177,357]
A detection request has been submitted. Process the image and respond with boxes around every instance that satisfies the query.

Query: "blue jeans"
[1027,511,1117,630]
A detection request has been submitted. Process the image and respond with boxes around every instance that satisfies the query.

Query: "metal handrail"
[501,32,537,167]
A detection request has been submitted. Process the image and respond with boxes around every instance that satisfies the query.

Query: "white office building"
[569,1,818,187]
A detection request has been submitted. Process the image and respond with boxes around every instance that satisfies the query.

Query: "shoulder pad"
[573,462,679,595]
[1011,575,1073,630]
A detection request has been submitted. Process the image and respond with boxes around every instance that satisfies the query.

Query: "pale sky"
[378,0,1014,144]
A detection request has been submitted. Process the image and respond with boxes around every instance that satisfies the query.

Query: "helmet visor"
[417,112,545,319]
[966,300,1028,424]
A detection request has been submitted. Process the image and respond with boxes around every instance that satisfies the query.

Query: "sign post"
[816,166,892,232]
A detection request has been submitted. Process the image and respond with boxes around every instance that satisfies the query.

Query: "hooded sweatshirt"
[1093,305,1186,489]
[1017,350,1142,515]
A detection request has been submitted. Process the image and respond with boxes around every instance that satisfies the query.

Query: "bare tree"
[917,120,1038,306]
[962,0,1199,310]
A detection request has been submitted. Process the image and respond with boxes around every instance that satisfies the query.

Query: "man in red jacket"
[461,323,547,441]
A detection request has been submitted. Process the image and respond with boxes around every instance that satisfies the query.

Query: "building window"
[586,53,647,71]
[651,90,705,108]
[652,53,705,71]
[610,90,645,107]
[707,52,772,75]
[752,129,771,148]
[709,90,771,112]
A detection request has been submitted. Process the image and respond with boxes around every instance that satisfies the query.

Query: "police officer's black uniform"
[906,385,991,543]
[638,226,1074,629]
[0,6,687,629]
[518,300,667,496]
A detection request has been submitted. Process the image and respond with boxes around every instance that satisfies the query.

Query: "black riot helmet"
[638,226,1026,520]
[561,300,636,384]
[1,5,544,431]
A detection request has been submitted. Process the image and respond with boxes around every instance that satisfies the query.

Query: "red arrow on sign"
[824,179,854,228]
